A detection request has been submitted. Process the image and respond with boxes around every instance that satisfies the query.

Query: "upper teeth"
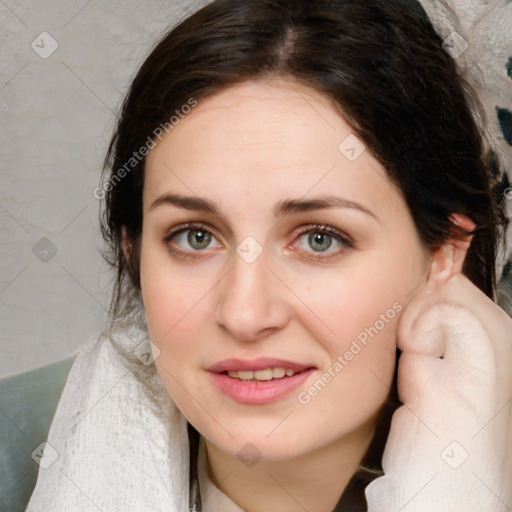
[227,367,296,381]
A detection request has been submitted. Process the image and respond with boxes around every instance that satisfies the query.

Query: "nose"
[215,253,291,341]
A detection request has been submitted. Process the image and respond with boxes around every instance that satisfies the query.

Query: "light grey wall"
[0,0,208,378]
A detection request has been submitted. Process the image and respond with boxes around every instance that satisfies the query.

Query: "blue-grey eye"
[308,232,333,252]
[294,225,351,255]
[172,229,218,250]
[188,230,211,249]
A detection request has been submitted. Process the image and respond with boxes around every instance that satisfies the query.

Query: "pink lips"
[208,357,313,373]
[208,357,316,404]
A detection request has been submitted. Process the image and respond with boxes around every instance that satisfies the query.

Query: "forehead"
[143,79,402,215]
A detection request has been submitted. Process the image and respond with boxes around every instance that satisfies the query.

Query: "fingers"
[399,301,495,367]
[379,272,512,511]
[397,303,498,415]
[398,273,512,409]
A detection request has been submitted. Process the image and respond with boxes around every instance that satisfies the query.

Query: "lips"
[208,357,314,373]
[208,357,316,404]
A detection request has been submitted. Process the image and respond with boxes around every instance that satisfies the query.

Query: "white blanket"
[26,302,190,511]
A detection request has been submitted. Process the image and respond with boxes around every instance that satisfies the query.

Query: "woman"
[27,0,512,510]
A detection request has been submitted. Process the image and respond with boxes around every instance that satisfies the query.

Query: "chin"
[199,417,332,462]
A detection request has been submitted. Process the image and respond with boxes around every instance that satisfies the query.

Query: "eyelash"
[163,222,214,261]
[293,224,354,260]
[162,222,354,261]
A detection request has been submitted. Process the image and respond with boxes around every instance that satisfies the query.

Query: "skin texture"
[131,79,475,512]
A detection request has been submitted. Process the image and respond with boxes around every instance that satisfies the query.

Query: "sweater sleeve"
[365,302,512,511]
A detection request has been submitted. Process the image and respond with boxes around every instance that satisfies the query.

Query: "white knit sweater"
[26,302,191,511]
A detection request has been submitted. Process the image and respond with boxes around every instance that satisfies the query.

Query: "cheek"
[297,285,398,434]
[286,262,405,395]
[139,238,215,341]
[141,271,211,419]
[289,264,401,348]
[139,245,208,408]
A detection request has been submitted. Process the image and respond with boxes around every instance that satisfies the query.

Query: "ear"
[427,214,476,287]
[121,226,133,263]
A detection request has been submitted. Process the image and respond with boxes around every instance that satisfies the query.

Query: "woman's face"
[140,79,430,461]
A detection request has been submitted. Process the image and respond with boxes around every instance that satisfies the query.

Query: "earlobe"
[427,213,475,287]
[121,226,133,262]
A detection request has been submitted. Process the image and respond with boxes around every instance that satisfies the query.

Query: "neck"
[204,418,377,512]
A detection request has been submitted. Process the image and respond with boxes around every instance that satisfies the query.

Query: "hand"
[366,272,512,511]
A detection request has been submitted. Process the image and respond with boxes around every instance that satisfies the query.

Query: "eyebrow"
[148,193,377,220]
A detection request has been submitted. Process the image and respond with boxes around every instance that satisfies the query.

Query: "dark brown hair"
[99,0,507,498]
[101,0,506,320]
